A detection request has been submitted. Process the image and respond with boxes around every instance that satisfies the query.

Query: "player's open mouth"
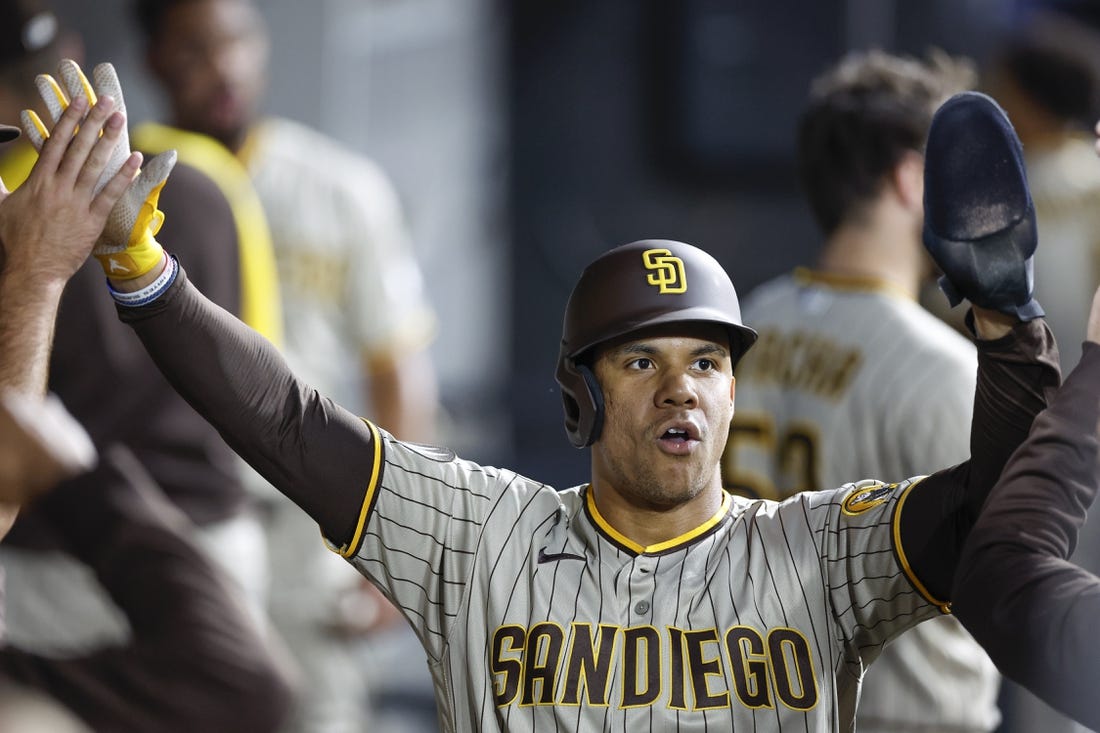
[657,425,700,455]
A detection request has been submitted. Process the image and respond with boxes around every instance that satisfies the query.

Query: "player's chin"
[653,459,713,497]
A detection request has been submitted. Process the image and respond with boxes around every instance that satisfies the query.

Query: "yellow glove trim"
[93,239,165,280]
[69,67,97,105]
[94,176,169,279]
[23,109,48,142]
[132,178,169,245]
[40,74,72,109]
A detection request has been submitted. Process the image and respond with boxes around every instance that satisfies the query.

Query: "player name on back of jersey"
[737,328,862,400]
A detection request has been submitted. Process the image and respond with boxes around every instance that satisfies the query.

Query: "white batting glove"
[21,60,176,279]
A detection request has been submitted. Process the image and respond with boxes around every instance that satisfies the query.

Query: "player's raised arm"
[25,59,383,551]
[890,92,1061,606]
[950,284,1100,730]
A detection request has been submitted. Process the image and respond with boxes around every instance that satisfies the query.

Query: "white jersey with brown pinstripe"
[722,269,997,732]
[331,424,941,732]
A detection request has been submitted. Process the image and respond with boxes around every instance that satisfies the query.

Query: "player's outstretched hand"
[22,60,176,281]
[923,91,1044,321]
[0,91,140,287]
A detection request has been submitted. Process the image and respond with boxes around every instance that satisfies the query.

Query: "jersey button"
[634,600,650,615]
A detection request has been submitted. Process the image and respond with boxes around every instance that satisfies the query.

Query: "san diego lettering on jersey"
[491,621,818,713]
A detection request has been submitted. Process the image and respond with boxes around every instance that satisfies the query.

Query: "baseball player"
[19,64,1087,731]
[0,75,293,733]
[721,51,999,732]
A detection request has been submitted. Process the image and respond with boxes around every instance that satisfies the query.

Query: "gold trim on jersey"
[585,489,732,555]
[792,267,914,301]
[891,476,951,614]
[331,419,384,558]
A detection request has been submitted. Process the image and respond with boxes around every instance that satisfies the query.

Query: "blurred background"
[46,0,1044,490]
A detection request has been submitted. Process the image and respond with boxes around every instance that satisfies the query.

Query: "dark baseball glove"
[922,91,1044,321]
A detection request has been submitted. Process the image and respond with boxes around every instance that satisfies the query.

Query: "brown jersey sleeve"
[895,316,1061,602]
[117,266,375,547]
[43,161,247,526]
[0,445,295,733]
[951,342,1100,730]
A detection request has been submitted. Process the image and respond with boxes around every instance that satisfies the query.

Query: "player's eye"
[693,358,716,371]
[628,357,655,370]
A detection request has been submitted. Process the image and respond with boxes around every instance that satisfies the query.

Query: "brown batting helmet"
[555,239,757,448]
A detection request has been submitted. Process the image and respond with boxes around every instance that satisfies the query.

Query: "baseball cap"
[0,0,60,65]
[0,124,19,142]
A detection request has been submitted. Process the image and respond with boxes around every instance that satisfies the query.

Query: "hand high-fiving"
[20,60,176,280]
[0,88,140,287]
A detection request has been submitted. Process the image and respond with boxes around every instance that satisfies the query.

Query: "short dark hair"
[996,9,1100,129]
[797,49,974,236]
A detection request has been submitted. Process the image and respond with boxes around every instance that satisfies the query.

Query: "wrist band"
[108,254,178,307]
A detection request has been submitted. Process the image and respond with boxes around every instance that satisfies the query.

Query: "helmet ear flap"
[557,353,605,448]
[577,363,605,447]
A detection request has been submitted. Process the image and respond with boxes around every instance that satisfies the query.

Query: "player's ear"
[730,376,736,404]
[892,150,924,211]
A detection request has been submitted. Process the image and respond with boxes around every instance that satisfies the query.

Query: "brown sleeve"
[45,161,248,526]
[897,316,1061,600]
[0,446,295,733]
[117,266,376,547]
[951,342,1100,731]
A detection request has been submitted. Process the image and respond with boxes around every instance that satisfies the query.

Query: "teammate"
[0,97,133,535]
[19,63,1087,730]
[133,1,440,728]
[721,51,999,731]
[0,85,293,732]
[980,15,1100,732]
[0,43,274,663]
[0,118,95,505]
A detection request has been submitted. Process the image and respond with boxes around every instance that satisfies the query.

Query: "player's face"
[591,322,735,511]
[146,0,269,150]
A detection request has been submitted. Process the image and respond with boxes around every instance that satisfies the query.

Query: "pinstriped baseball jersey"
[335,424,939,732]
[722,269,997,732]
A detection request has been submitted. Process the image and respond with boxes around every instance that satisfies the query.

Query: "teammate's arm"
[0,94,137,396]
[0,94,137,521]
[0,445,295,733]
[949,286,1100,730]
